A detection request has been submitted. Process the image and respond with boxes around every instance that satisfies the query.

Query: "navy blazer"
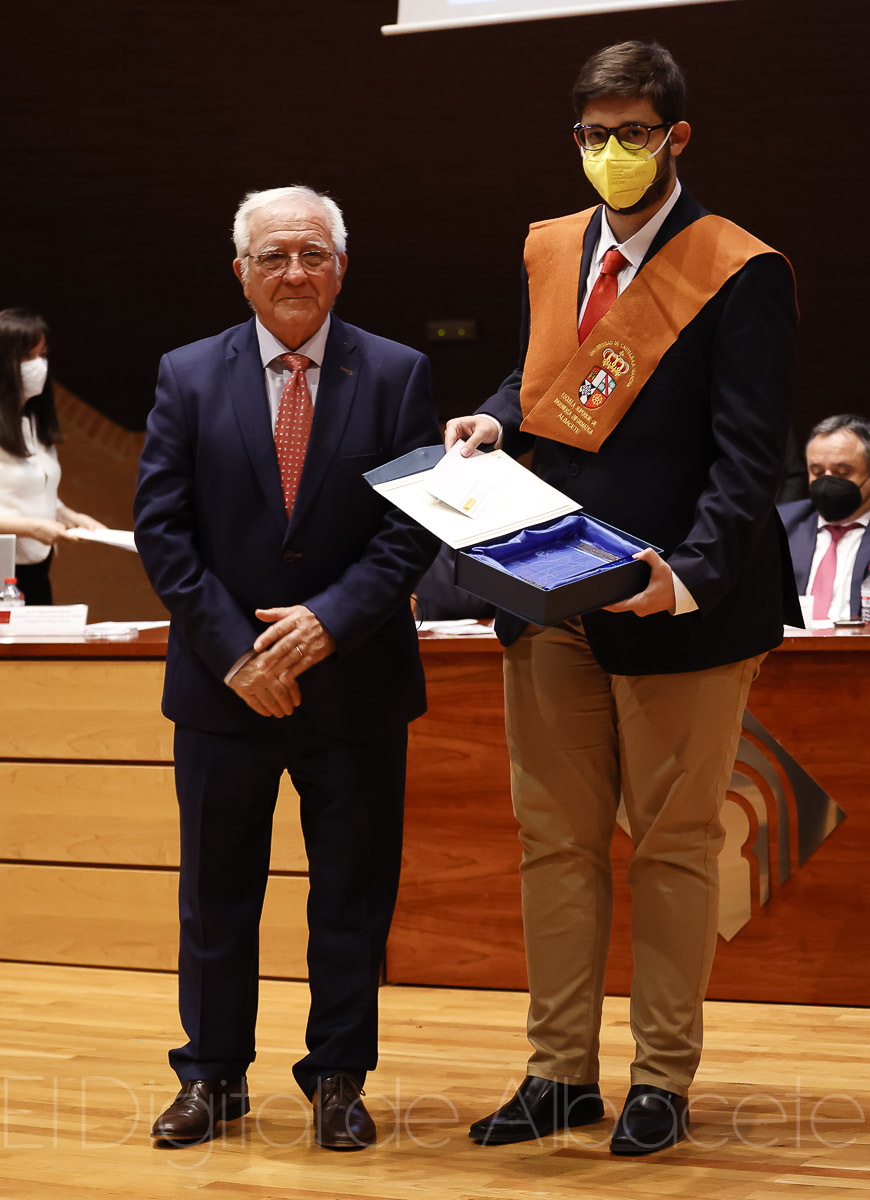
[134,315,441,736]
[779,499,870,617]
[481,189,801,674]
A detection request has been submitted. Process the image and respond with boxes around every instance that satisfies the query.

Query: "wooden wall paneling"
[1,762,179,865]
[1,661,172,761]
[0,763,306,872]
[391,647,527,988]
[0,864,309,978]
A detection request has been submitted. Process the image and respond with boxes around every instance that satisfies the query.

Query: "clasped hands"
[227,605,335,718]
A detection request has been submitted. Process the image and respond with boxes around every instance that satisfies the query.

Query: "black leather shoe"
[313,1074,376,1150]
[469,1076,604,1144]
[151,1078,249,1145]
[610,1084,689,1155]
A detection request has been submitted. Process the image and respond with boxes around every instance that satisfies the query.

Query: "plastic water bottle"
[0,576,25,624]
[861,573,870,624]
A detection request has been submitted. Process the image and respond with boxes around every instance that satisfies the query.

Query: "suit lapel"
[791,509,819,595]
[850,524,870,615]
[287,316,360,534]
[224,319,287,527]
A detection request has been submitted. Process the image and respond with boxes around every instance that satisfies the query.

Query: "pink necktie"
[274,353,313,518]
[811,523,861,620]
[578,248,628,345]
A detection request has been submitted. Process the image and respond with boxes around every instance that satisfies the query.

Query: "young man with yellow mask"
[446,40,799,1156]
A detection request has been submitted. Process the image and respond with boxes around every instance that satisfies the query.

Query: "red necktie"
[578,248,628,345]
[811,523,861,620]
[274,353,313,518]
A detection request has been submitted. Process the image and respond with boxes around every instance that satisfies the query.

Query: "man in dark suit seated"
[134,185,439,1151]
[446,40,799,1157]
[779,414,870,623]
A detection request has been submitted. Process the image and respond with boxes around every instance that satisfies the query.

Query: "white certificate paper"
[372,444,580,549]
[67,527,138,552]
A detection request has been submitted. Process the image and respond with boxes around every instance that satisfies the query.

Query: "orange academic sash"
[519,208,791,451]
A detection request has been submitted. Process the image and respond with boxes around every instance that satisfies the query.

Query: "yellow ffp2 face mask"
[582,130,672,211]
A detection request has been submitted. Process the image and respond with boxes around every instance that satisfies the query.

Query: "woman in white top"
[0,308,104,604]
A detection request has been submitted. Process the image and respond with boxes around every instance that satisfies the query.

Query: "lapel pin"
[340,366,354,376]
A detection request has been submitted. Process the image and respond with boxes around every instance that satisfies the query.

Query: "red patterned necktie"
[811,523,861,620]
[274,353,313,518]
[578,248,628,345]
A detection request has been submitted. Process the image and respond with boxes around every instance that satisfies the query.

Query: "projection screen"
[382,0,731,35]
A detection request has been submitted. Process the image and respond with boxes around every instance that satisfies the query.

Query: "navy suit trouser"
[168,718,407,1099]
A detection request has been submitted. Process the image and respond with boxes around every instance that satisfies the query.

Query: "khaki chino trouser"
[503,619,762,1096]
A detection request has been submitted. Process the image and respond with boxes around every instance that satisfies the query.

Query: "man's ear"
[670,120,691,158]
[336,253,348,290]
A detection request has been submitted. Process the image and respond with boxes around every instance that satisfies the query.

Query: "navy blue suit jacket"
[482,189,801,673]
[134,315,440,736]
[778,499,870,618]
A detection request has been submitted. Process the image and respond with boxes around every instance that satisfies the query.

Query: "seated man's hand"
[227,654,301,717]
[444,414,500,457]
[603,547,677,617]
[253,605,336,683]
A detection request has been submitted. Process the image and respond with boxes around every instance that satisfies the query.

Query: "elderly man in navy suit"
[135,186,439,1151]
[447,41,799,1156]
[779,414,870,623]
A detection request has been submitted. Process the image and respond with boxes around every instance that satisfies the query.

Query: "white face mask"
[19,356,48,401]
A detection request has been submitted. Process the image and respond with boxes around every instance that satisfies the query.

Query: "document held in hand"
[374,441,579,548]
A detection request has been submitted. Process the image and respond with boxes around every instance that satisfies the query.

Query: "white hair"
[232,186,347,271]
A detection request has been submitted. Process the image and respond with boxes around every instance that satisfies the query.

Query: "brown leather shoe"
[151,1078,249,1144]
[313,1074,375,1150]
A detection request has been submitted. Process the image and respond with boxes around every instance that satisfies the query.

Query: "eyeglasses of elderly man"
[245,248,337,277]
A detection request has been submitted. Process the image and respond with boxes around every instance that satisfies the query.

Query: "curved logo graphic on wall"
[579,346,632,410]
[615,710,846,942]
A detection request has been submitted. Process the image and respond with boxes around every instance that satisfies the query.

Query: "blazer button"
[567,463,579,477]
[283,549,303,563]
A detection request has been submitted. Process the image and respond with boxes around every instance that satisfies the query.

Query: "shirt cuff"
[671,570,699,615]
[478,413,504,449]
[224,649,255,683]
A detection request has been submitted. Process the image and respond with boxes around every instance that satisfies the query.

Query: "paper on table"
[373,445,580,549]
[6,604,88,635]
[85,619,170,632]
[67,527,138,552]
[417,618,495,635]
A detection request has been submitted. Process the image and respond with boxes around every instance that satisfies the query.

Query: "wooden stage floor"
[1,963,868,1199]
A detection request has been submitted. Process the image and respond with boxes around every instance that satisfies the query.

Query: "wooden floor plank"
[0,963,867,1200]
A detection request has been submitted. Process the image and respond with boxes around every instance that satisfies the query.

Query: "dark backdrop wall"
[2,0,865,444]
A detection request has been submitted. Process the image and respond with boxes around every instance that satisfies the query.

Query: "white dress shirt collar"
[255,313,331,369]
[595,178,682,272]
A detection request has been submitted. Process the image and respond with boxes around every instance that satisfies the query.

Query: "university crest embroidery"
[579,346,631,410]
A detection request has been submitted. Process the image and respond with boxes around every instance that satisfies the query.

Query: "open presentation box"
[365,445,655,626]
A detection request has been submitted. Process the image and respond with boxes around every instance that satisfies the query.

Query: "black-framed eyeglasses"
[246,248,336,277]
[573,121,670,152]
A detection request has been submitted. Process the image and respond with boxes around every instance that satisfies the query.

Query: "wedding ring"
[295,645,304,661]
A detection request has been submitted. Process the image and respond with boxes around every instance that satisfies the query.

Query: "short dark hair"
[0,307,61,458]
[807,413,870,473]
[571,40,687,126]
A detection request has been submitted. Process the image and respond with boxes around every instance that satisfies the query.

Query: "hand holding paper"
[424,440,503,518]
